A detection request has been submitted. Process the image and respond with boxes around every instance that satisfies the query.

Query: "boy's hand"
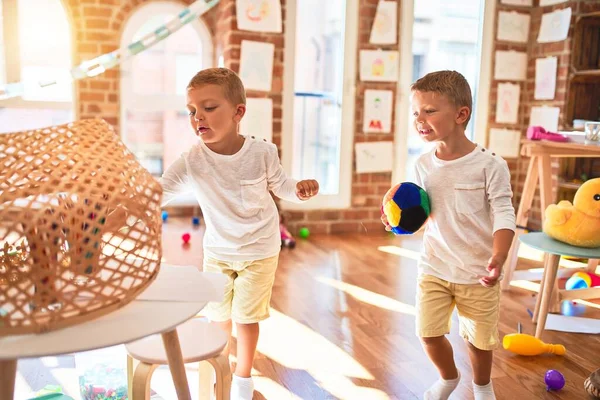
[381,213,392,231]
[296,179,319,200]
[479,254,506,287]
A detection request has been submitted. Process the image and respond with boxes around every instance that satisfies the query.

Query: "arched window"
[0,0,73,133]
[120,1,213,193]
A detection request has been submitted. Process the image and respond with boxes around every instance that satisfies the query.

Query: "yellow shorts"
[416,274,501,351]
[201,255,279,324]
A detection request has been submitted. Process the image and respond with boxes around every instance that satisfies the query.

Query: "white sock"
[424,370,461,400]
[473,381,496,400]
[230,374,254,400]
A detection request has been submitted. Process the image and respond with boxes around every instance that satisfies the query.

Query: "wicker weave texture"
[0,119,162,335]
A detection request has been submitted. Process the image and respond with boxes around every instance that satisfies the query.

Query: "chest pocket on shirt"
[454,182,486,214]
[240,174,268,210]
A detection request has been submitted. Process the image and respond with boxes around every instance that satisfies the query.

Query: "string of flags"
[0,0,220,100]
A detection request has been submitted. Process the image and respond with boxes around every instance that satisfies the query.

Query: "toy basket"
[0,119,162,335]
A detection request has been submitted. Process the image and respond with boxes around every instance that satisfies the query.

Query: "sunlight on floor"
[377,245,420,260]
[253,308,391,400]
[316,276,416,316]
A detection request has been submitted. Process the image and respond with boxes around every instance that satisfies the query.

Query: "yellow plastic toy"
[543,177,600,248]
[503,333,566,356]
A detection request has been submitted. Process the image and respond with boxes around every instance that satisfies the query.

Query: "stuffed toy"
[543,178,600,248]
[585,368,600,399]
[382,182,430,234]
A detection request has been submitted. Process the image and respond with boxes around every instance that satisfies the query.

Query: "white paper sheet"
[496,83,521,124]
[494,51,527,81]
[369,1,397,45]
[500,0,532,5]
[545,313,600,334]
[355,141,393,173]
[539,0,568,6]
[359,50,399,82]
[488,128,522,158]
[497,11,530,43]
[530,106,560,132]
[239,40,275,92]
[538,7,572,43]
[363,90,393,133]
[240,97,273,142]
[535,57,558,100]
[236,0,282,33]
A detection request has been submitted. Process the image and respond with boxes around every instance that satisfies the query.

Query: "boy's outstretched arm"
[266,144,318,202]
[160,155,192,207]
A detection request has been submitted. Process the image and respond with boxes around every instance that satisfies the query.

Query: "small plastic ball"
[298,227,310,239]
[161,210,168,222]
[565,275,589,290]
[545,369,565,391]
[192,216,200,226]
[182,233,191,244]
[572,271,592,287]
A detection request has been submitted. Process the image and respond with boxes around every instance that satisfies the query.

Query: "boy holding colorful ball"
[382,71,516,400]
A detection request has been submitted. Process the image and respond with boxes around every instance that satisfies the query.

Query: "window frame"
[280,0,358,210]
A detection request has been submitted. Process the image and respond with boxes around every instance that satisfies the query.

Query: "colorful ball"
[382,182,430,235]
[565,275,589,290]
[161,210,168,222]
[572,271,592,287]
[182,233,191,244]
[192,216,201,226]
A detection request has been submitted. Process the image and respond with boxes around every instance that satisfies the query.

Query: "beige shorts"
[416,274,501,351]
[201,255,279,324]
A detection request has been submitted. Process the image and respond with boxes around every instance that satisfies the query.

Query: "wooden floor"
[163,218,600,400]
[14,218,600,399]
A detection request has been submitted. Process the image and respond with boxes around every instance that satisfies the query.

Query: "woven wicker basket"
[0,119,162,335]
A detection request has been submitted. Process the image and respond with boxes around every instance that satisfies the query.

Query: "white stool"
[126,318,231,400]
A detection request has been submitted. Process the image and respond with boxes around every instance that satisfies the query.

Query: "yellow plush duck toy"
[543,177,600,248]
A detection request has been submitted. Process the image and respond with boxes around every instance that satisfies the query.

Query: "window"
[282,0,358,209]
[0,0,73,133]
[396,0,491,183]
[120,2,212,204]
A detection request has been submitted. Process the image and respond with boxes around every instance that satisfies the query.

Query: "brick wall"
[489,0,600,231]
[62,0,220,135]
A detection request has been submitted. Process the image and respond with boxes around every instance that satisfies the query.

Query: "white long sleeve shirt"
[160,136,300,261]
[414,145,516,284]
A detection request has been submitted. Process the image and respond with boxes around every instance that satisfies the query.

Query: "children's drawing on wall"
[497,11,530,43]
[363,89,393,133]
[489,128,522,158]
[355,141,393,173]
[494,50,527,81]
[359,50,399,82]
[495,83,520,124]
[369,1,397,45]
[239,40,274,91]
[236,0,282,32]
[239,98,273,142]
[538,7,571,43]
[534,56,558,100]
[500,0,532,5]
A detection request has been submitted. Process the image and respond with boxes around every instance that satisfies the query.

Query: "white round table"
[0,264,226,400]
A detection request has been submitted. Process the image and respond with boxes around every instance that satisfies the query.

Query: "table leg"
[502,155,539,291]
[161,329,191,400]
[538,154,554,224]
[0,359,17,400]
[535,254,561,339]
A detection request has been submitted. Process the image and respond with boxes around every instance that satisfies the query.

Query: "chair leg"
[127,355,134,400]
[132,361,158,400]
[536,254,561,339]
[533,253,549,323]
[587,258,599,275]
[207,354,232,400]
[199,360,214,400]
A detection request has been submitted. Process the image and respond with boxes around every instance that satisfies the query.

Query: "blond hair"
[187,68,246,105]
[411,70,472,126]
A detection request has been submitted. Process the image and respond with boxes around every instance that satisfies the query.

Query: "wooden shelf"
[557,180,583,190]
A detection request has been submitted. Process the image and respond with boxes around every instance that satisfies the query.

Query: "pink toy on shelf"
[527,126,569,142]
